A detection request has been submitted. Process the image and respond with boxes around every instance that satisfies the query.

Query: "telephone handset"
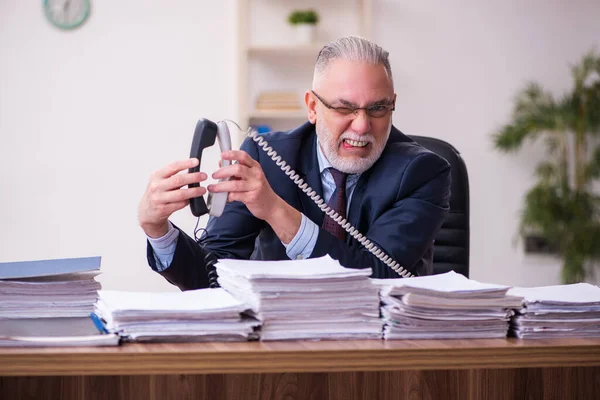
[188,118,412,278]
[188,118,232,217]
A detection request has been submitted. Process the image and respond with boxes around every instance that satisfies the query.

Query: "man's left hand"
[208,150,287,221]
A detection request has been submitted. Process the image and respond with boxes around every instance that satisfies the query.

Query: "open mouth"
[342,139,370,148]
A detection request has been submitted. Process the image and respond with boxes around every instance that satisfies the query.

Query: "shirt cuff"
[147,221,179,271]
[283,213,318,260]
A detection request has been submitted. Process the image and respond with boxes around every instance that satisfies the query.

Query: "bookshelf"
[247,44,324,57]
[249,109,307,119]
[235,0,372,144]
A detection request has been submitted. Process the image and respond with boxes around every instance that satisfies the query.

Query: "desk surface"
[2,338,600,376]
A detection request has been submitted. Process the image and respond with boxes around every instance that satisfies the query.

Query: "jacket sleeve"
[146,226,209,290]
[311,152,451,278]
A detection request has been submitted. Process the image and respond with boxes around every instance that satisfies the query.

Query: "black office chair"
[409,136,470,278]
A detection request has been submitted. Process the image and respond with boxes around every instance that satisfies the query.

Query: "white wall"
[1,0,599,291]
[0,0,237,291]
[374,0,600,286]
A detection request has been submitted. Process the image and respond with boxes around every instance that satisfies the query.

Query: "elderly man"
[138,36,451,291]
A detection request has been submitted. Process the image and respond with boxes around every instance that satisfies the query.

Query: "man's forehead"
[318,59,393,95]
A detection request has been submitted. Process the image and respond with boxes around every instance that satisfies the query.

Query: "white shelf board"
[248,44,324,57]
[249,110,307,119]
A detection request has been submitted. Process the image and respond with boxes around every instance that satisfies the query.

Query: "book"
[0,317,119,347]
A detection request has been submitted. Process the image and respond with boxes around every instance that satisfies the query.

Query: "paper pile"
[374,271,523,339]
[94,288,259,342]
[508,283,600,338]
[0,256,118,346]
[0,257,102,319]
[216,256,382,341]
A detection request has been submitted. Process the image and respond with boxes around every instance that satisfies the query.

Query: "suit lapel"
[348,168,373,229]
[296,133,325,226]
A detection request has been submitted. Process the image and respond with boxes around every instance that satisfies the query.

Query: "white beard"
[315,119,391,174]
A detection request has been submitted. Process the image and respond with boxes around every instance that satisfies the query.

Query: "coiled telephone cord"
[234,121,412,278]
[192,120,412,279]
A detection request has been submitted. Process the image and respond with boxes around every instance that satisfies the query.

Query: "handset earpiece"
[189,119,232,217]
[207,121,232,216]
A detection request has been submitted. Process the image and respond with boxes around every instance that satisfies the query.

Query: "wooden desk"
[1,338,599,399]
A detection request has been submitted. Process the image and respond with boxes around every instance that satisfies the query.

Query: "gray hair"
[313,36,393,86]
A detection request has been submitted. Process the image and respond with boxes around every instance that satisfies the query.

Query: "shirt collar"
[316,137,332,174]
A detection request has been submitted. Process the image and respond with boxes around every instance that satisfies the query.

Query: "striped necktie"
[322,168,348,241]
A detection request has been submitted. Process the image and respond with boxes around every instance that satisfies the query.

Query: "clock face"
[43,0,91,30]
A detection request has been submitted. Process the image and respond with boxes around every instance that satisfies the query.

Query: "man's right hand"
[138,158,207,238]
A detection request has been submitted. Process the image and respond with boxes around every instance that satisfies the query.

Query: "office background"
[1,0,599,292]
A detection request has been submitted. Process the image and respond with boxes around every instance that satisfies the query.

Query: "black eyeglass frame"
[311,90,395,118]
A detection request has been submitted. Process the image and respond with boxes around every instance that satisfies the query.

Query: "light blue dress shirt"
[148,141,360,271]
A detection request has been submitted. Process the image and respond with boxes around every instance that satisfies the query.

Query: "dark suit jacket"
[148,122,451,291]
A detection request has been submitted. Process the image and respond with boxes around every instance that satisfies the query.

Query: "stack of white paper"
[0,257,102,319]
[374,271,523,339]
[216,256,382,341]
[94,288,259,342]
[0,257,119,347]
[508,283,600,338]
[0,272,101,318]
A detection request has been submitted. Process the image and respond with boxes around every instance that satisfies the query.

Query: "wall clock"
[43,0,91,30]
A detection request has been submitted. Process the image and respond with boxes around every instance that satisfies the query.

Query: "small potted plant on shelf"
[287,9,319,44]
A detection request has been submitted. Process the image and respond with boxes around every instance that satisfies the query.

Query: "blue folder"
[0,256,101,279]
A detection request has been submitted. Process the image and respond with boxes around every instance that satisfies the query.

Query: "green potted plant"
[493,49,600,283]
[287,9,320,44]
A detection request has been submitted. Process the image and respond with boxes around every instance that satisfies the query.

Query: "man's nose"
[350,109,371,134]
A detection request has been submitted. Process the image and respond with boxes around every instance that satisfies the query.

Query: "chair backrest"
[409,135,470,278]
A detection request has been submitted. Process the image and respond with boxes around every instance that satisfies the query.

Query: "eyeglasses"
[311,90,395,118]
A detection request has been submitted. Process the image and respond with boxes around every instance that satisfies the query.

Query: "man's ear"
[305,90,317,124]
